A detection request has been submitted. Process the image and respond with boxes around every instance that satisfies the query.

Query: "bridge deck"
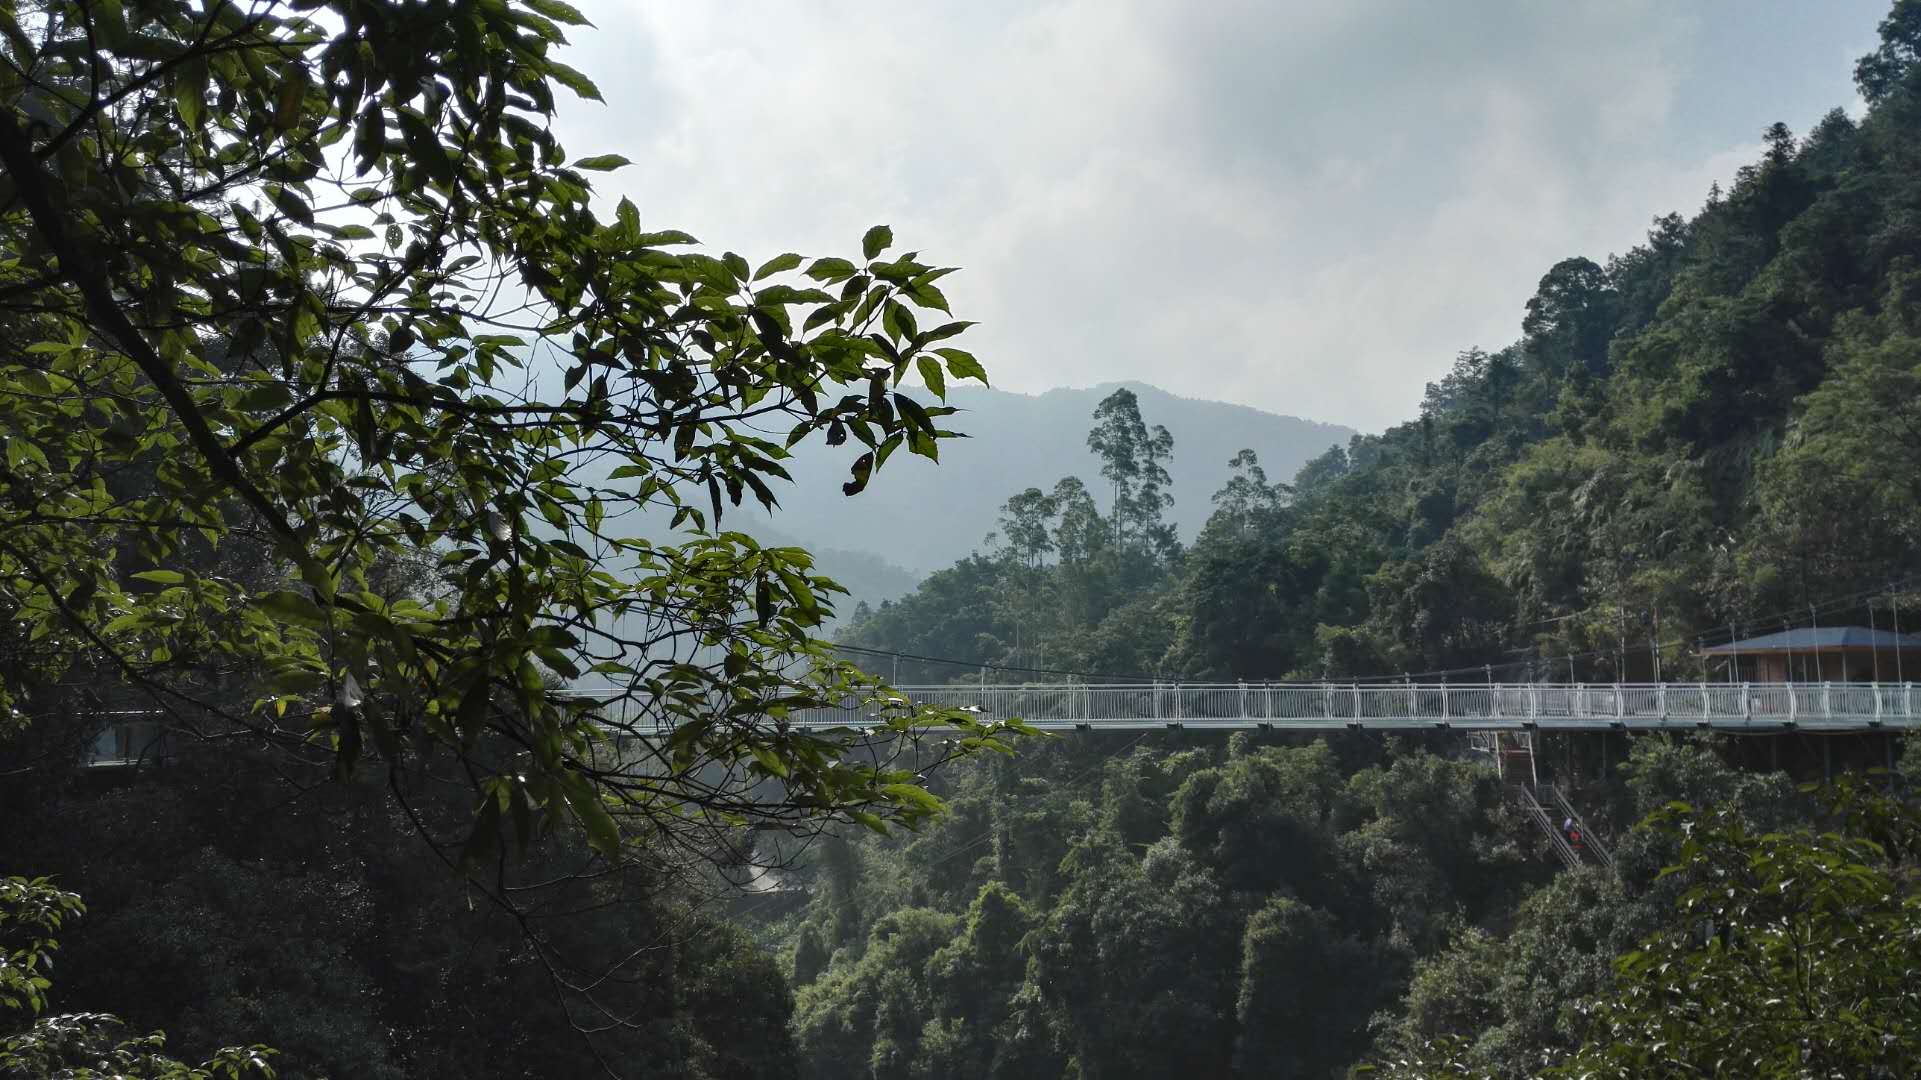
[564,682,1921,734]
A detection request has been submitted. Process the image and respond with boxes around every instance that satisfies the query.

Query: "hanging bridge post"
[1239,680,1247,720]
[1871,600,1883,684]
[1894,582,1905,685]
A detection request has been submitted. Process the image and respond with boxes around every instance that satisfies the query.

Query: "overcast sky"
[552,1,1889,432]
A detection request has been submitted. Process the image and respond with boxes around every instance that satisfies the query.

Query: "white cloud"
[554,0,1887,430]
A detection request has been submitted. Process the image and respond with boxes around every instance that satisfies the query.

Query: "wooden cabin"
[1699,626,1921,683]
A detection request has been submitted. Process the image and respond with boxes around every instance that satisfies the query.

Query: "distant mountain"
[736,382,1353,573]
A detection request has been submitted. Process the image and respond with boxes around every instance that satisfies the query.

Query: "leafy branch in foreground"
[0,0,1015,863]
[1,875,277,1078]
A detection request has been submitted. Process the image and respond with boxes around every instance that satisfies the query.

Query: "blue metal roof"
[1700,626,1921,654]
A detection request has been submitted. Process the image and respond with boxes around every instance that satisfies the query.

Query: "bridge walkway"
[618,681,1921,734]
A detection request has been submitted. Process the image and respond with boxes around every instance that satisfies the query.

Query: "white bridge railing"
[566,682,1921,733]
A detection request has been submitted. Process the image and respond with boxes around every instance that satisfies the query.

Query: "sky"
[551,1,1891,433]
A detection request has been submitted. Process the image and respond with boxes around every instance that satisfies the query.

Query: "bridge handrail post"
[1239,680,1247,720]
[1789,686,1796,723]
[1658,683,1667,723]
[1742,682,1751,723]
[1823,680,1831,721]
[1614,683,1622,721]
[1529,683,1538,721]
[1353,682,1361,721]
[1174,681,1181,722]
[1442,683,1449,722]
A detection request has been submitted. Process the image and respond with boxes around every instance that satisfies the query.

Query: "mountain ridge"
[740,380,1354,574]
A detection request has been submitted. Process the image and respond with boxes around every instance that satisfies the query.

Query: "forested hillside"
[783,7,1921,1076]
[841,6,1921,687]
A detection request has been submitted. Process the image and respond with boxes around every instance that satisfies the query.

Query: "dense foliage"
[0,0,1014,876]
[0,748,799,1079]
[772,727,1898,1079]
[0,0,1009,1073]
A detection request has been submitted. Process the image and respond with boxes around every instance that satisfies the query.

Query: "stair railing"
[1539,783,1615,872]
[1514,785,1581,870]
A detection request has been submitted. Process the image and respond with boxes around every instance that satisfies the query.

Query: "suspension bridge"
[559,680,1921,734]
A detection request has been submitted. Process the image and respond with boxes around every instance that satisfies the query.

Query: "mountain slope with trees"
[842,0,1921,689]
[789,5,1921,1076]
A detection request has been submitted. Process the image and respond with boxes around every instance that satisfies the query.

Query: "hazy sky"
[553,1,1889,432]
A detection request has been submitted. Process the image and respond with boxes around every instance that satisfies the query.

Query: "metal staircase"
[1475,730,1613,872]
[1539,783,1614,872]
[1514,784,1582,869]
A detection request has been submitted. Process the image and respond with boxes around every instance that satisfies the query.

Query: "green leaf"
[254,590,329,628]
[571,154,631,171]
[936,347,988,385]
[174,59,208,129]
[755,284,835,305]
[806,257,859,283]
[916,355,946,400]
[753,252,803,280]
[547,61,604,101]
[904,281,950,312]
[525,0,593,25]
[563,776,622,857]
[862,225,893,260]
[130,570,186,585]
[750,745,791,778]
